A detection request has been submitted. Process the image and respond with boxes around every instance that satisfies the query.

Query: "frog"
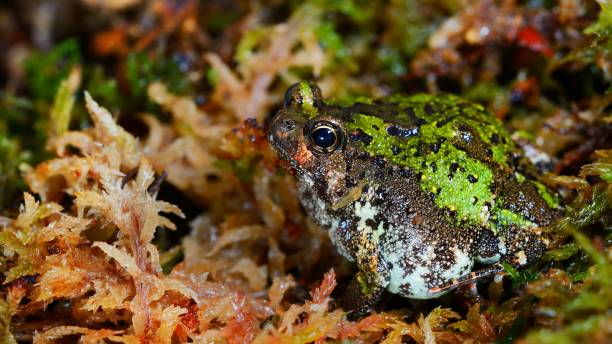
[268,81,561,317]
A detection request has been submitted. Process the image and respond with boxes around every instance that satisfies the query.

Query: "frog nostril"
[280,118,296,131]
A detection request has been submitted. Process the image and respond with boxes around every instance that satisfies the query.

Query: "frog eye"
[284,81,323,113]
[307,122,344,153]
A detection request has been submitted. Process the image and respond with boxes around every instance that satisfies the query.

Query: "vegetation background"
[0,0,610,343]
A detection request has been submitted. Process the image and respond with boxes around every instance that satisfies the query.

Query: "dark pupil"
[312,127,337,149]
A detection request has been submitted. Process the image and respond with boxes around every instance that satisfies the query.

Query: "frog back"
[321,94,559,234]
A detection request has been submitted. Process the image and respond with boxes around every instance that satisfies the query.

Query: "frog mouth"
[274,147,311,176]
[278,159,298,176]
[269,138,303,175]
[268,130,298,166]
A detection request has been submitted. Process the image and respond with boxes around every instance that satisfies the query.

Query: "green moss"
[312,0,374,24]
[235,27,268,65]
[0,136,30,210]
[315,22,355,70]
[85,66,122,113]
[49,71,79,138]
[501,261,539,289]
[24,39,81,101]
[125,52,193,101]
[523,315,608,344]
[543,243,579,261]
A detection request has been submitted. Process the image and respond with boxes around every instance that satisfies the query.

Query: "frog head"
[268,81,361,206]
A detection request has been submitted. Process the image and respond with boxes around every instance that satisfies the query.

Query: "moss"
[24,39,81,102]
[315,22,355,70]
[501,262,539,289]
[0,298,16,344]
[125,52,194,102]
[49,68,80,138]
[544,243,579,261]
[523,316,606,344]
[0,136,30,210]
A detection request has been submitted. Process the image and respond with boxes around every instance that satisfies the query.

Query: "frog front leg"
[340,256,390,320]
[338,225,390,319]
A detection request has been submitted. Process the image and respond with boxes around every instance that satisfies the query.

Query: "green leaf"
[584,1,612,37]
[49,67,81,137]
[502,262,539,288]
[543,243,579,261]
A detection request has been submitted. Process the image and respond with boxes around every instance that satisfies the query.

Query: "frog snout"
[268,114,299,146]
[277,118,296,132]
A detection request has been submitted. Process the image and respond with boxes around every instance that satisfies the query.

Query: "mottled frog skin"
[268,81,560,316]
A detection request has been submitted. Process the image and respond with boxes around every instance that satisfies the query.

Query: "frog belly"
[385,246,474,299]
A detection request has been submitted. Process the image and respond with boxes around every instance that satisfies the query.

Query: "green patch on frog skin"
[298,81,319,118]
[420,143,495,226]
[346,106,537,233]
[357,272,375,296]
[346,113,497,229]
[493,207,537,229]
[384,94,515,167]
[532,180,561,209]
